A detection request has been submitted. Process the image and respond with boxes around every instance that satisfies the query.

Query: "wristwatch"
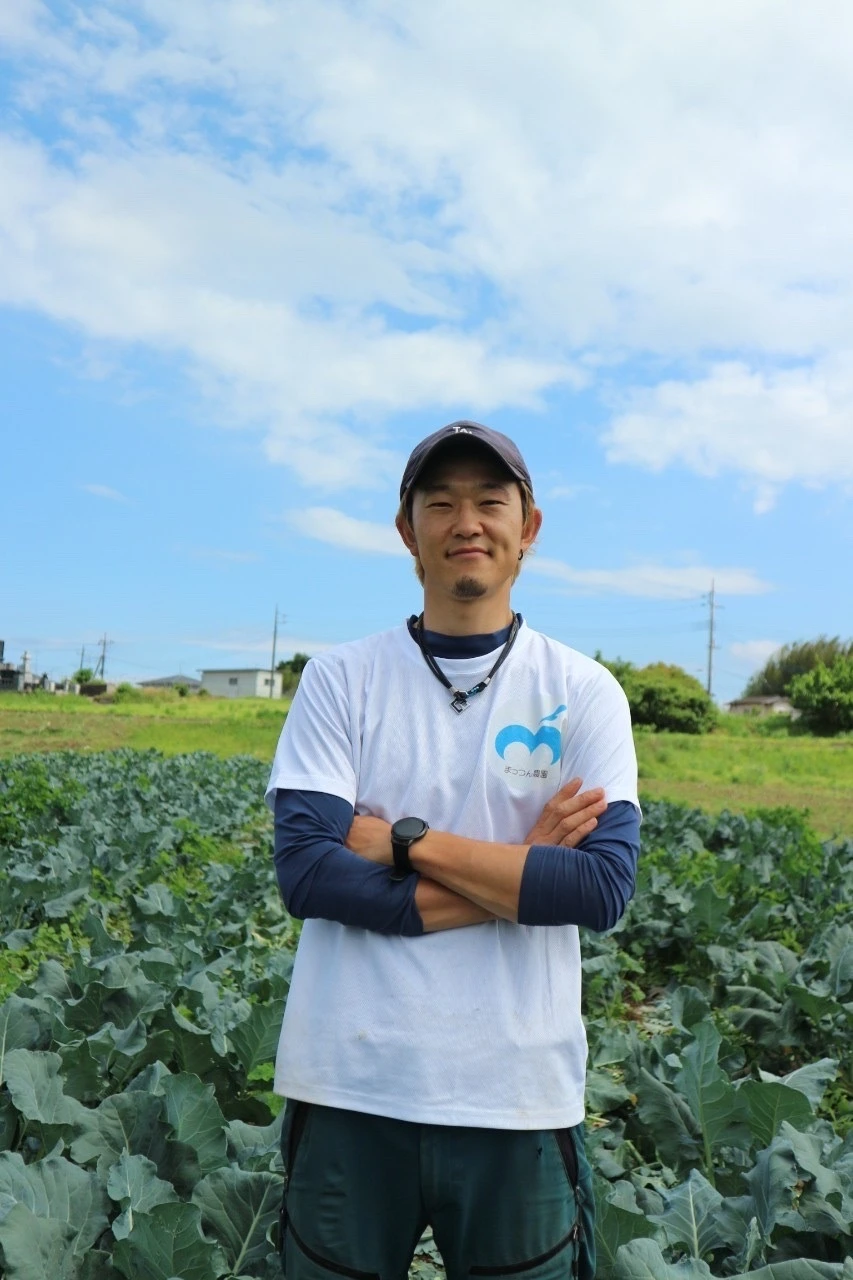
[390,816,429,881]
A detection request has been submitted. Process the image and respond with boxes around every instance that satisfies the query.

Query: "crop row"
[0,750,851,1277]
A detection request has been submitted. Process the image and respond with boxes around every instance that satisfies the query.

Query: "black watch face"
[393,816,427,842]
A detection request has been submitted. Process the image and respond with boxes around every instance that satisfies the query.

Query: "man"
[267,421,640,1279]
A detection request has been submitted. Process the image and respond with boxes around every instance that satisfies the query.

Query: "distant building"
[139,674,202,690]
[0,645,53,693]
[726,695,798,718]
[200,668,282,699]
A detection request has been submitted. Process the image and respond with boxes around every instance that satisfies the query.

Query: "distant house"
[726,695,798,718]
[140,675,202,690]
[200,668,282,699]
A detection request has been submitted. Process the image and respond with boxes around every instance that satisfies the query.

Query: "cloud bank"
[3,1,853,495]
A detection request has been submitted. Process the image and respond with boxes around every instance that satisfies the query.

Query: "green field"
[2,749,852,1275]
[2,691,851,837]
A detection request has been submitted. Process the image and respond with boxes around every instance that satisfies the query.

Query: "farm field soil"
[1,693,851,837]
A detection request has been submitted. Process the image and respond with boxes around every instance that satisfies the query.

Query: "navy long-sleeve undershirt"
[272,617,640,936]
[274,788,640,934]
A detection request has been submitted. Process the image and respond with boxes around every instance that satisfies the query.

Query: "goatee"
[452,575,488,600]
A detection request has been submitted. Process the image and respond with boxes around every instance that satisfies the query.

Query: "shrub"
[623,663,717,734]
[112,683,145,703]
[789,656,853,734]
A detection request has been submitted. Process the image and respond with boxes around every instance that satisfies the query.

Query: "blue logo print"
[495,704,567,765]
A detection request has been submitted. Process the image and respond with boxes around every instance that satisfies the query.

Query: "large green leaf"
[228,1001,282,1076]
[586,1067,632,1114]
[687,882,729,933]
[826,924,853,996]
[613,1237,713,1278]
[161,1072,228,1188]
[169,1007,221,1077]
[2,1049,89,1127]
[594,1196,657,1279]
[669,986,711,1033]
[0,1203,78,1280]
[714,1194,760,1255]
[111,1201,226,1280]
[757,1059,838,1109]
[676,1022,750,1177]
[192,1165,281,1273]
[776,1123,853,1235]
[740,1080,814,1148]
[633,1067,701,1171]
[787,984,842,1021]
[0,1151,109,1254]
[225,1116,282,1170]
[616,1239,850,1280]
[71,1091,170,1178]
[0,996,50,1083]
[648,1168,726,1258]
[106,1152,179,1240]
[744,1137,801,1237]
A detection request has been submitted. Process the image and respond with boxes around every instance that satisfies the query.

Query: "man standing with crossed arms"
[267,421,641,1279]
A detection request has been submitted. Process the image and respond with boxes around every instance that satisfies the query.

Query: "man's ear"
[521,505,543,553]
[395,511,418,557]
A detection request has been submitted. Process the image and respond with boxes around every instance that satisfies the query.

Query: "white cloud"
[0,134,570,488]
[82,483,129,502]
[527,557,772,600]
[288,507,408,556]
[4,2,853,492]
[604,358,853,501]
[730,639,783,667]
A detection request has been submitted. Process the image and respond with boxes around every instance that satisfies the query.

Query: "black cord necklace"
[408,613,520,714]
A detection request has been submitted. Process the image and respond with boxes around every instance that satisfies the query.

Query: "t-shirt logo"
[495,704,567,764]
[490,702,568,785]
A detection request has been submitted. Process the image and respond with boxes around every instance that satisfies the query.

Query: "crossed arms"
[273,780,640,936]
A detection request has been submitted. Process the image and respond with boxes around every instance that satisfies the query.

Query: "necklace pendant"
[450,693,469,714]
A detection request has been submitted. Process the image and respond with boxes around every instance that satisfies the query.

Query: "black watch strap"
[390,817,429,882]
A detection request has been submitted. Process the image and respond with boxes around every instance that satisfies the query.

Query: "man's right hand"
[524,778,607,849]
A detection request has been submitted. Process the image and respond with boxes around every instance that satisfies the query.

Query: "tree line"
[742,636,853,735]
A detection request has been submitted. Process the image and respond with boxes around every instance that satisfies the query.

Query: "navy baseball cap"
[399,421,533,501]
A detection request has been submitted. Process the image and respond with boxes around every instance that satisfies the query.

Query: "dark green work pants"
[279,1101,595,1280]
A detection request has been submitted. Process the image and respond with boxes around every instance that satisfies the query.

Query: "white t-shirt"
[266,621,638,1129]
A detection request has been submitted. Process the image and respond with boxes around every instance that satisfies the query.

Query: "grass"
[636,722,853,838]
[0,689,290,760]
[2,693,851,838]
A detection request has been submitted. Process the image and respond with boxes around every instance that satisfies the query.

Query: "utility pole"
[706,580,716,697]
[93,634,111,680]
[270,606,280,698]
[79,644,86,674]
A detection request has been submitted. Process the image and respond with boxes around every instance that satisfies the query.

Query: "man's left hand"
[345,815,393,865]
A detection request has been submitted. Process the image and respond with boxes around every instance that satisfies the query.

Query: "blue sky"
[3,1,852,705]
